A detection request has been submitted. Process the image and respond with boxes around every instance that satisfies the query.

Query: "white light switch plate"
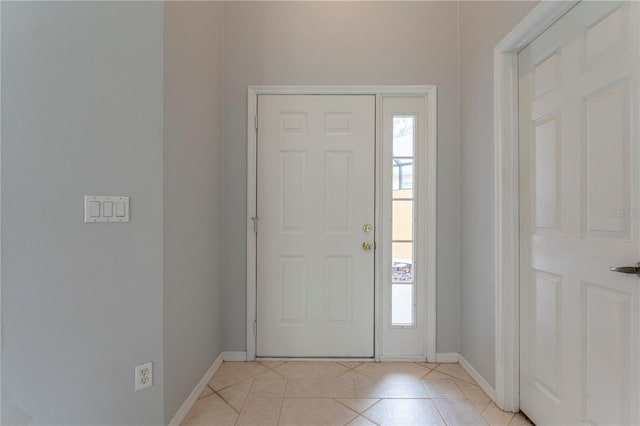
[84,196,129,223]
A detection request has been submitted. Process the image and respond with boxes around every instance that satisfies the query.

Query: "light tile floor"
[182,361,534,426]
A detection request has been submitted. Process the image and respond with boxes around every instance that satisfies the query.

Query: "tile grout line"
[413,361,439,379]
[477,398,491,413]
[196,384,216,401]
[431,365,478,385]
[274,391,286,426]
[419,367,436,380]
[357,399,384,426]
[336,361,364,378]
[237,363,288,424]
[430,398,454,426]
[481,400,515,424]
[210,362,271,392]
[271,368,287,379]
[331,398,368,424]
[432,373,494,414]
[330,398,362,425]
[262,360,288,378]
[209,367,274,417]
[214,387,242,416]
[424,366,478,386]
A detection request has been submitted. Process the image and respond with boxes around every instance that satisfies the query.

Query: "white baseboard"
[257,357,374,362]
[459,354,498,402]
[222,351,247,361]
[168,352,224,426]
[435,352,459,363]
[168,351,250,425]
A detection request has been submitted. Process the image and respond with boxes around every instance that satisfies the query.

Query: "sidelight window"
[391,116,416,326]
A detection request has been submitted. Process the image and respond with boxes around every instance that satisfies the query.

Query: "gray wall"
[2,2,165,424]
[222,1,462,354]
[458,0,537,387]
[163,1,224,423]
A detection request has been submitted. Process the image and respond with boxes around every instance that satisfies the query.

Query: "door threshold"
[256,357,376,362]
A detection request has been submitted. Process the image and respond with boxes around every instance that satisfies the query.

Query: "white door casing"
[496,1,586,412]
[256,94,375,357]
[518,2,639,424]
[246,86,437,362]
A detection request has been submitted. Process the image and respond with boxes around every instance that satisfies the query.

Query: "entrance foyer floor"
[182,361,532,426]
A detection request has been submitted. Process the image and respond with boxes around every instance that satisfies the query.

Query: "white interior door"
[256,95,375,357]
[519,1,639,424]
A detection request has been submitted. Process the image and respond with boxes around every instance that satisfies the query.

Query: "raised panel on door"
[583,82,631,239]
[519,1,640,424]
[256,94,375,358]
[279,256,307,324]
[324,152,352,233]
[582,282,632,425]
[534,115,561,233]
[531,271,562,403]
[325,256,352,324]
[281,152,306,231]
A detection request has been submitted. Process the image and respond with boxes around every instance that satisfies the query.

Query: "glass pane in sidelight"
[392,200,414,241]
[392,159,414,193]
[392,284,414,325]
[392,242,413,283]
[393,116,415,157]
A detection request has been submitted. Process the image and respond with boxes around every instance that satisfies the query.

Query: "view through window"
[391,115,416,326]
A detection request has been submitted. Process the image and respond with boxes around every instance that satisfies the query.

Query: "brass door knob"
[362,241,373,251]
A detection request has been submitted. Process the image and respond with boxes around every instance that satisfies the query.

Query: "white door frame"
[247,85,437,361]
[493,1,579,411]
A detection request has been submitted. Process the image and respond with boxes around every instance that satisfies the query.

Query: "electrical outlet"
[134,362,152,391]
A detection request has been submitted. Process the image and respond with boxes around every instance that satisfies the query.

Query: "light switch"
[115,201,126,217]
[84,196,129,223]
[103,202,113,217]
[90,201,101,217]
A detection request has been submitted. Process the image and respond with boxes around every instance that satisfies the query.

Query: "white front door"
[519,1,639,424]
[256,95,375,357]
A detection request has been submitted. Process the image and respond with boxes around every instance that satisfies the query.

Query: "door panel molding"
[493,0,580,412]
[247,85,437,361]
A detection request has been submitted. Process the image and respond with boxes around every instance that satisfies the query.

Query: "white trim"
[257,358,376,363]
[459,354,498,404]
[222,351,247,362]
[493,0,578,412]
[168,353,224,426]
[247,85,437,362]
[374,93,384,362]
[0,2,3,421]
[425,88,438,363]
[435,352,459,363]
[246,85,434,96]
[247,88,258,361]
[495,2,578,55]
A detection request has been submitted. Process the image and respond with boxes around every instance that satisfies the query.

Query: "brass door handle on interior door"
[362,241,373,251]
